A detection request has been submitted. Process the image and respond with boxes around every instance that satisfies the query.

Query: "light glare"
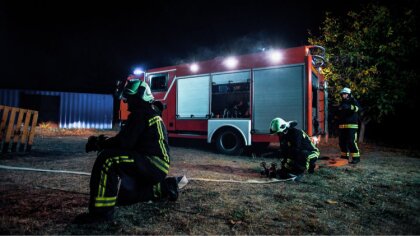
[269,50,283,63]
[190,63,199,72]
[224,57,238,68]
[133,68,144,75]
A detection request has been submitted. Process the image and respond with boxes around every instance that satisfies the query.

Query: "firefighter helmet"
[340,87,351,94]
[116,79,154,103]
[270,118,289,134]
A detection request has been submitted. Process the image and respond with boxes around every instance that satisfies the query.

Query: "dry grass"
[35,124,117,137]
[0,131,419,235]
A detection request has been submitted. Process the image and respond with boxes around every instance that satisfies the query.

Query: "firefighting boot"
[73,209,114,224]
[277,168,293,179]
[162,177,179,201]
[349,158,360,164]
[308,163,316,174]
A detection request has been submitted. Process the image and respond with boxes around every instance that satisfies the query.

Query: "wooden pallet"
[0,105,38,153]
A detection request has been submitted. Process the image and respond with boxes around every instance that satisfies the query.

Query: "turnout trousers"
[339,125,360,160]
[88,149,169,216]
[281,150,320,177]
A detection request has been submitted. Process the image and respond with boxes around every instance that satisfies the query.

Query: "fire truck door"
[252,65,305,133]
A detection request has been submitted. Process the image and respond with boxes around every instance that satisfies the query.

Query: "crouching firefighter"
[269,118,320,180]
[74,78,183,224]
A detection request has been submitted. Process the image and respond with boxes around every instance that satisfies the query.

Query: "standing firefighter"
[270,118,320,179]
[337,87,361,164]
[74,78,184,224]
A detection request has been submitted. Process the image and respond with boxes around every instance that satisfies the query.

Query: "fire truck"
[119,45,327,155]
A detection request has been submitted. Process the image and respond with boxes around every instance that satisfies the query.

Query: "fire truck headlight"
[268,50,283,63]
[190,63,199,72]
[224,57,238,69]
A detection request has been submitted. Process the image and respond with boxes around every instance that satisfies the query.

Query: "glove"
[85,136,99,153]
[85,135,109,153]
[280,158,287,169]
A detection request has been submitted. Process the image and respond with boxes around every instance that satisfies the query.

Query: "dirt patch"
[0,133,419,234]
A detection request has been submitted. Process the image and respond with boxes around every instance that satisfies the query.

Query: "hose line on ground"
[0,164,295,183]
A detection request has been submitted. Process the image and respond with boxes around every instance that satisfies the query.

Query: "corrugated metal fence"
[0,89,113,129]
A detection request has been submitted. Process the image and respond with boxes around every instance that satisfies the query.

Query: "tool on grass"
[260,162,278,178]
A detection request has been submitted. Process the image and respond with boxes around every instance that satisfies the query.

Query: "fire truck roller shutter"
[252,65,305,133]
[177,75,211,118]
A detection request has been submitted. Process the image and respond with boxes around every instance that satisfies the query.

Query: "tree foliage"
[309,1,418,141]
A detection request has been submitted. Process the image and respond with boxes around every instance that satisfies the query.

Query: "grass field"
[0,130,419,234]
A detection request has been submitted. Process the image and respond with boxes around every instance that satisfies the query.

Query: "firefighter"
[74,78,181,224]
[270,118,320,179]
[337,87,361,164]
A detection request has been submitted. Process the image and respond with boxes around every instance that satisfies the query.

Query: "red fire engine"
[119,45,327,155]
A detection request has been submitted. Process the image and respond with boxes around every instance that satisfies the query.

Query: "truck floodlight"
[268,50,283,63]
[190,63,199,72]
[133,68,144,75]
[224,57,238,68]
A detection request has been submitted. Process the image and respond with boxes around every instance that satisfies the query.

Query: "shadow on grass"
[169,138,213,152]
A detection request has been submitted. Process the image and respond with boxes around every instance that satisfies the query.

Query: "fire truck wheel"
[215,128,244,155]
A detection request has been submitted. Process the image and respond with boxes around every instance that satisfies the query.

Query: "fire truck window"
[150,74,168,91]
[211,71,251,118]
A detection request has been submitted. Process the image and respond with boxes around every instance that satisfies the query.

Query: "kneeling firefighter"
[270,118,320,179]
[74,78,182,224]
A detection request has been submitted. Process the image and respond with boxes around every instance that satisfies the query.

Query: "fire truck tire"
[215,128,244,155]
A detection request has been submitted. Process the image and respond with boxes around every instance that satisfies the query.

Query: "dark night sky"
[0,0,367,94]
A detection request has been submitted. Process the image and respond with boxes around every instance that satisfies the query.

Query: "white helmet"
[340,87,351,94]
[270,118,289,134]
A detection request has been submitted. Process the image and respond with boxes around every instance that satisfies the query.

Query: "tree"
[309,1,418,142]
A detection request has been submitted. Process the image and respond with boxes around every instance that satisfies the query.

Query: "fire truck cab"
[119,45,327,155]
